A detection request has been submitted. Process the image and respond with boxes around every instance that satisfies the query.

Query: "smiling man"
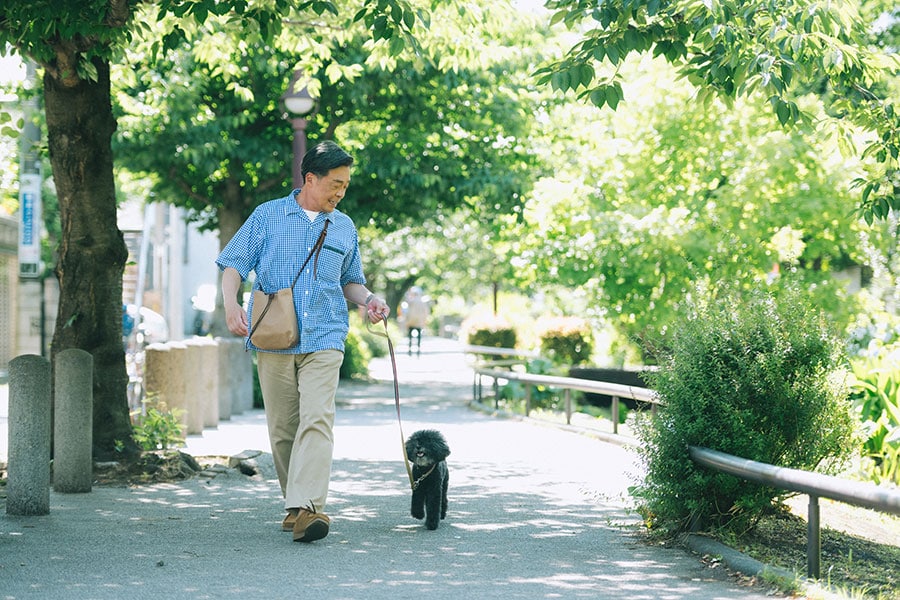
[217,140,390,543]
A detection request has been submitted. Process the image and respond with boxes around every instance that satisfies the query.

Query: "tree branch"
[105,0,130,28]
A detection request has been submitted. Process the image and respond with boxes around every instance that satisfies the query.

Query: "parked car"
[124,304,169,344]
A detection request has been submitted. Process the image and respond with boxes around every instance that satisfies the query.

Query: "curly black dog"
[405,429,450,530]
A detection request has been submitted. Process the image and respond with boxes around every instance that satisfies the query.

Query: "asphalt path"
[0,337,778,599]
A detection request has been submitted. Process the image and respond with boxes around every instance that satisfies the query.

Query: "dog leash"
[368,318,415,489]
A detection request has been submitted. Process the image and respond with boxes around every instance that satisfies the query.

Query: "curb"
[679,533,797,581]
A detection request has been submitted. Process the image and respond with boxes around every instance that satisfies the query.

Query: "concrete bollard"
[53,349,93,493]
[187,337,219,429]
[7,354,52,515]
[215,337,234,421]
[143,342,189,434]
[181,340,204,435]
[235,341,254,414]
[216,337,246,416]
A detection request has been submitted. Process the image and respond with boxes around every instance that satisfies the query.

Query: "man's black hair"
[300,140,354,181]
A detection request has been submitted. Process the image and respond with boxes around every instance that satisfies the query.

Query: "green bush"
[499,358,564,410]
[537,316,593,367]
[849,350,900,485]
[352,312,391,358]
[252,352,264,409]
[463,314,517,349]
[635,286,857,534]
[340,325,372,380]
[131,397,185,451]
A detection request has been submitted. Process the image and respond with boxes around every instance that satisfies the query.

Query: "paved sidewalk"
[0,337,778,599]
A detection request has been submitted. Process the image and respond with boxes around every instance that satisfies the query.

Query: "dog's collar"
[411,463,437,491]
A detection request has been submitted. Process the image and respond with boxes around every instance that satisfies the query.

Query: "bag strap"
[248,220,330,342]
[289,219,330,289]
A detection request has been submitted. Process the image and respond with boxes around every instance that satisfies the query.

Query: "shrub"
[849,349,900,485]
[352,311,390,358]
[498,358,563,410]
[340,325,372,380]
[635,286,858,534]
[463,314,517,349]
[537,316,593,367]
[131,396,185,451]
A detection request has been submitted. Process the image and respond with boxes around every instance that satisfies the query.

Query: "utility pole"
[17,59,45,357]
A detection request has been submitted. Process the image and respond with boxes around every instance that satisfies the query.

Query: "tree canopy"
[0,0,440,458]
[113,12,545,239]
[1,0,896,456]
[540,0,899,222]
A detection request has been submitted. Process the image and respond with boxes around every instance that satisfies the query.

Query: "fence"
[689,446,900,578]
[465,344,658,434]
[463,346,900,581]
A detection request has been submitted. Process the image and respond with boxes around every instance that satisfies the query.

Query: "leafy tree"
[0,0,430,459]
[112,1,550,329]
[511,57,867,357]
[114,14,543,239]
[359,208,520,316]
[540,0,899,222]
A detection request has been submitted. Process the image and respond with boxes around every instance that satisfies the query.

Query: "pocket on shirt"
[318,244,345,282]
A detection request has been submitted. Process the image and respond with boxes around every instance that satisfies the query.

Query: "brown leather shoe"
[292,507,330,543]
[282,509,299,532]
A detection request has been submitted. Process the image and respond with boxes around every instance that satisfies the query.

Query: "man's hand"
[225,303,249,336]
[366,296,390,324]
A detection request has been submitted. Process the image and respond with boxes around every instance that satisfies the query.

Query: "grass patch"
[725,508,899,599]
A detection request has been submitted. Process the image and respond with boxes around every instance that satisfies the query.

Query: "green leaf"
[607,44,620,65]
[578,63,594,88]
[780,63,793,87]
[775,100,790,125]
[606,83,621,109]
[389,34,405,56]
[192,3,208,23]
[551,70,571,92]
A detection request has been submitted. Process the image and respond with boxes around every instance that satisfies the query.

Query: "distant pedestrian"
[400,286,430,356]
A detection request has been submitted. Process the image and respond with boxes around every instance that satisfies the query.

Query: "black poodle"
[405,429,450,530]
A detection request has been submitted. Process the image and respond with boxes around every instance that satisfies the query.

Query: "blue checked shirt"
[216,191,366,354]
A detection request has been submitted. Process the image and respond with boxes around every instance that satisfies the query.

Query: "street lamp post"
[281,73,316,189]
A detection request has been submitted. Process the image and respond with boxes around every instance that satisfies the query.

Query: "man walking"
[217,141,389,542]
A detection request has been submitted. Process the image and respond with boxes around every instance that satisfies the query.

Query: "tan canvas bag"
[248,221,329,350]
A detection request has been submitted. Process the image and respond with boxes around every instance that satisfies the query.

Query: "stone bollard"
[235,342,255,414]
[7,354,52,515]
[53,349,93,493]
[186,337,219,429]
[143,342,189,434]
[181,340,204,435]
[214,337,233,421]
[216,337,250,415]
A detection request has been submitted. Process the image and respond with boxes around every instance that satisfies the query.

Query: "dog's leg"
[424,490,440,530]
[441,466,449,520]
[411,487,425,520]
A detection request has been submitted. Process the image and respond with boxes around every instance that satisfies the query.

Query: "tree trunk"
[44,57,138,459]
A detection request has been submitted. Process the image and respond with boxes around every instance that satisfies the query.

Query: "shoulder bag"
[248,220,329,350]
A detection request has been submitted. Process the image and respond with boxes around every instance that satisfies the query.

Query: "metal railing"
[689,446,900,579]
[471,364,658,433]
[462,346,900,582]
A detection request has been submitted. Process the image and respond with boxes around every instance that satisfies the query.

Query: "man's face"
[305,166,351,213]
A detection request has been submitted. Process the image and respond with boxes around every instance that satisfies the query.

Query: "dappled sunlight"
[2,340,773,599]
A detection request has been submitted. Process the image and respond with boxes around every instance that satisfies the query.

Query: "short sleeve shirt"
[216,192,366,353]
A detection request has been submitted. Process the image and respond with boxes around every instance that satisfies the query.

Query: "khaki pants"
[256,350,343,512]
